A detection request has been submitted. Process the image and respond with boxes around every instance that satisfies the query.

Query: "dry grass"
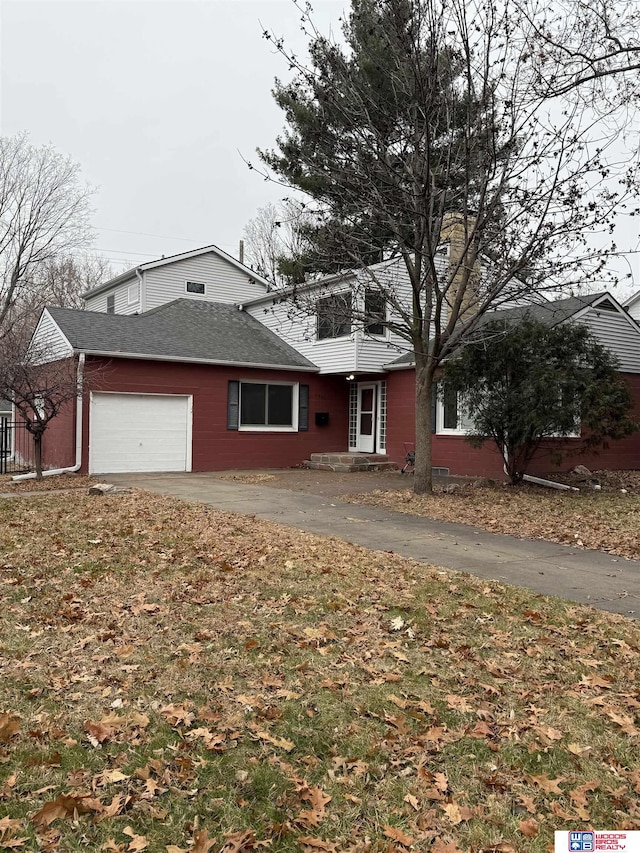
[346,482,640,559]
[0,490,638,852]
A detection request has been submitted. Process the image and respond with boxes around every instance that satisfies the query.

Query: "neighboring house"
[29,242,640,477]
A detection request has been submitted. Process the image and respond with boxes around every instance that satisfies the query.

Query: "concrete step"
[304,453,397,473]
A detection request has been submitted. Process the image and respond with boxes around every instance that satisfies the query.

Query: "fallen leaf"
[518,818,538,837]
[567,743,592,757]
[123,827,148,851]
[431,841,464,853]
[0,714,20,742]
[383,826,415,846]
[528,774,565,795]
[441,803,462,825]
[32,794,93,828]
[219,830,255,853]
[192,829,216,853]
[298,838,338,853]
[404,793,420,811]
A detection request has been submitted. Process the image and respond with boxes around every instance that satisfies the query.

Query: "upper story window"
[186,281,206,295]
[127,282,139,305]
[317,293,352,340]
[364,289,386,336]
[106,294,115,314]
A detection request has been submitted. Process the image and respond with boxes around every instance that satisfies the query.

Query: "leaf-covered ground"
[346,484,640,559]
[0,474,97,494]
[0,491,639,853]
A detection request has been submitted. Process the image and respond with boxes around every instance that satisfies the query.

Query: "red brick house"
[29,243,640,476]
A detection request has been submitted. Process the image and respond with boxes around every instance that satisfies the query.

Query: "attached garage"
[89,392,192,474]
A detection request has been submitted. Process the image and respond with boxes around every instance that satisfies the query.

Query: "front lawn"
[0,491,638,852]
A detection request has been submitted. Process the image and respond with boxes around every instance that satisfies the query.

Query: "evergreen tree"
[443,318,637,483]
[255,0,640,493]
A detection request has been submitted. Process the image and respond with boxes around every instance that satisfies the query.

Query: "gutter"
[76,349,319,372]
[501,443,578,491]
[13,353,85,481]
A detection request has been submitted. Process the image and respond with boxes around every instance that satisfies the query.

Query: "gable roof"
[384,291,629,369]
[46,300,318,371]
[82,244,272,299]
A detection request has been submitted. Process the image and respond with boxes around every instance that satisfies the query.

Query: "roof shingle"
[47,300,318,370]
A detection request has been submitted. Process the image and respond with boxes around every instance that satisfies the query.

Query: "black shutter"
[431,383,438,433]
[298,384,309,431]
[228,381,239,430]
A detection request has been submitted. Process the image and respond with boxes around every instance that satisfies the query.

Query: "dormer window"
[106,294,115,314]
[186,281,206,295]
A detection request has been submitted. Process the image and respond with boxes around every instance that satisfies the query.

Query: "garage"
[89,392,192,474]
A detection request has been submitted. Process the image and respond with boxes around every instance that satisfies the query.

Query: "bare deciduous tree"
[0,133,95,337]
[242,201,316,286]
[0,323,101,479]
[253,0,640,493]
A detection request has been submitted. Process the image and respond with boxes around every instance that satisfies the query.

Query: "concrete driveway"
[104,471,640,619]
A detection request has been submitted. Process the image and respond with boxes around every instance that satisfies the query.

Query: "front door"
[357,383,376,453]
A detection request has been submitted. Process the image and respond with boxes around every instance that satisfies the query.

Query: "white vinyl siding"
[626,297,640,324]
[29,310,73,362]
[248,300,357,374]
[576,310,640,373]
[85,277,140,315]
[89,392,192,474]
[144,253,265,310]
[246,258,428,375]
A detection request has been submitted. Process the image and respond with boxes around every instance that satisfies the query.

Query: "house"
[29,240,640,477]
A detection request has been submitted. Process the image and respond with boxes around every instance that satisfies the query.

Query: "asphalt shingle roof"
[47,300,318,370]
[385,292,606,368]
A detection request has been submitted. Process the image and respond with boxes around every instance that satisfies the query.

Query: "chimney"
[239,239,244,265]
[440,212,480,320]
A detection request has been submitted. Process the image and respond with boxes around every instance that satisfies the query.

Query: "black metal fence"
[0,418,34,475]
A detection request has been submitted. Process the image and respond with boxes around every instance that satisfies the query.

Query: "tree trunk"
[414,356,435,495]
[34,433,43,480]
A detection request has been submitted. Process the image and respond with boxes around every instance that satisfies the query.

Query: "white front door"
[356,383,376,453]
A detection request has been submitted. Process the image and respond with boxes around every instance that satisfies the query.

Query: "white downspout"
[13,352,85,481]
[501,443,578,491]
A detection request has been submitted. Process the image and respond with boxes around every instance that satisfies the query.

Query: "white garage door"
[90,393,192,474]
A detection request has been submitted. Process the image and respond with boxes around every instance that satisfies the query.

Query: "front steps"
[304,452,397,473]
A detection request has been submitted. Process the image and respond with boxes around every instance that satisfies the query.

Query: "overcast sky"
[1,0,639,295]
[0,0,343,271]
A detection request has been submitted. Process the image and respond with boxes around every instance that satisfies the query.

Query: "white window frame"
[238,381,299,432]
[186,280,206,295]
[127,282,140,305]
[435,387,581,438]
[436,387,474,435]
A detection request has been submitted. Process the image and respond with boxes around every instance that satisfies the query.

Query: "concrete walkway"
[104,472,640,619]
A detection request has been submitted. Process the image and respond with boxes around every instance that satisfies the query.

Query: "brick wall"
[386,368,640,478]
[45,357,349,473]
